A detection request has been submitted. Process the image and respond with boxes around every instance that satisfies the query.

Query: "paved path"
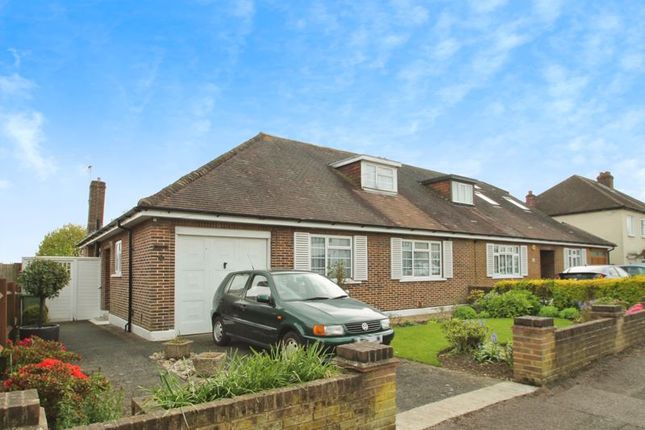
[432,343,645,430]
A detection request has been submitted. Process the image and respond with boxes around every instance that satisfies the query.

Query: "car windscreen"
[272,273,347,301]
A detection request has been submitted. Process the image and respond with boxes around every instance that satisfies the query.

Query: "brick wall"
[426,180,451,199]
[71,343,398,430]
[0,389,45,429]
[513,303,645,385]
[337,161,361,187]
[98,217,607,333]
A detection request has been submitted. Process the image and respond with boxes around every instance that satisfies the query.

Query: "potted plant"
[162,336,194,359]
[192,351,226,377]
[17,259,70,341]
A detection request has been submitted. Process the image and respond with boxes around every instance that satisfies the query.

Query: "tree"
[18,260,70,327]
[37,224,87,257]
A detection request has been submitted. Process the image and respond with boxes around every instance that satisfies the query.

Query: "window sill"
[111,273,122,278]
[400,277,446,282]
[491,275,524,279]
[343,279,362,285]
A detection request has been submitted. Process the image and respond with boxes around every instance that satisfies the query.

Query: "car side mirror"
[256,294,272,305]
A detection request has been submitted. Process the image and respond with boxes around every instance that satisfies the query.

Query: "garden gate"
[22,257,102,322]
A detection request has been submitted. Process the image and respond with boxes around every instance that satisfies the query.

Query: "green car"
[210,270,394,349]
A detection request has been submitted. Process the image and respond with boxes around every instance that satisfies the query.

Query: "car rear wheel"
[212,316,230,346]
[280,330,303,353]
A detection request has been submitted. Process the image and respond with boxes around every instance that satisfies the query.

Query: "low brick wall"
[513,303,645,385]
[72,342,398,429]
[0,389,46,429]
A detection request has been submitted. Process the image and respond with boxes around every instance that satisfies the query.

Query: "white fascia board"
[329,154,402,168]
[127,209,612,249]
[81,208,613,249]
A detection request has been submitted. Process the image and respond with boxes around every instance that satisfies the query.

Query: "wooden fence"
[0,278,21,346]
[0,263,21,282]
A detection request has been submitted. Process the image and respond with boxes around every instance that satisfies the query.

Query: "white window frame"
[641,219,645,238]
[451,182,474,205]
[491,244,522,278]
[310,235,353,280]
[475,191,499,206]
[361,161,397,193]
[566,248,582,268]
[400,239,443,281]
[113,240,122,277]
[503,196,530,211]
[626,215,635,237]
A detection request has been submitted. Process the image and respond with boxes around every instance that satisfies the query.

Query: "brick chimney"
[525,190,536,208]
[87,178,106,233]
[597,171,614,189]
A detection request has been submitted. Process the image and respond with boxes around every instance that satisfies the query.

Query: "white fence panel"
[22,257,101,322]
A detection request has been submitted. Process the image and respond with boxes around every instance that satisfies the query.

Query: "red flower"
[3,379,12,389]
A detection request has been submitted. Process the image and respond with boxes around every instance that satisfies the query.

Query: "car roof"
[564,265,614,273]
[621,263,645,268]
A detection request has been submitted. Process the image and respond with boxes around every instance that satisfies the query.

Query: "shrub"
[475,290,540,318]
[466,289,486,305]
[2,337,79,370]
[494,276,645,308]
[3,358,88,422]
[452,305,478,319]
[538,305,560,318]
[440,319,489,354]
[152,343,338,409]
[473,334,513,365]
[477,310,491,319]
[559,307,580,321]
[594,296,628,308]
[3,358,121,427]
[22,305,48,326]
[56,373,123,428]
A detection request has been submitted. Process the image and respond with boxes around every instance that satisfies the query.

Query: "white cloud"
[433,38,459,60]
[232,0,254,21]
[0,179,9,189]
[0,73,34,98]
[533,0,563,23]
[471,0,507,14]
[390,0,429,26]
[2,112,57,178]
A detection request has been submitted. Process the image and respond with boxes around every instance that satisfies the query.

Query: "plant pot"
[19,324,60,341]
[162,339,193,359]
[193,352,226,377]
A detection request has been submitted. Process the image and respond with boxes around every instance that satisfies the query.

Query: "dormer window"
[330,155,401,194]
[451,182,474,205]
[362,162,396,192]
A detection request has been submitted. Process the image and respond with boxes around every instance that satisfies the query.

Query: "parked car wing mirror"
[256,294,272,305]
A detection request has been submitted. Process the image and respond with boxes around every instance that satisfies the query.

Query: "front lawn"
[392,318,572,366]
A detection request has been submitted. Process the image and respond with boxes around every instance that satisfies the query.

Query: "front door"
[540,250,555,279]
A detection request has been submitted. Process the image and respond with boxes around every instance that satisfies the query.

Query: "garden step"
[396,381,538,430]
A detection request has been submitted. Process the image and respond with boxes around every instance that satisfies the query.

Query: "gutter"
[117,220,134,333]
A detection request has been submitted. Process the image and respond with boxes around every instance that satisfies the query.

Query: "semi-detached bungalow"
[79,133,613,341]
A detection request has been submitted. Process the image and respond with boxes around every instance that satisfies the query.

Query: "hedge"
[493,275,645,309]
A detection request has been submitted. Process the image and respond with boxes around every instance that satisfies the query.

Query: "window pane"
[415,242,429,250]
[402,249,413,276]
[246,275,271,300]
[329,238,351,247]
[402,241,412,251]
[414,258,430,277]
[364,164,376,188]
[227,274,249,298]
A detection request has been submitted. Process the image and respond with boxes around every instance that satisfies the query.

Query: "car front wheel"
[280,330,303,352]
[212,316,230,346]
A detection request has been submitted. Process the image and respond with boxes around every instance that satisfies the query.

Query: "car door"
[219,273,251,338]
[241,274,280,345]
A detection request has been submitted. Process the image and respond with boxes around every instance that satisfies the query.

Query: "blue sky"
[0,0,643,262]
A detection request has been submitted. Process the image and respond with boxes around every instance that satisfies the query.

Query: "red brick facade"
[98,218,609,333]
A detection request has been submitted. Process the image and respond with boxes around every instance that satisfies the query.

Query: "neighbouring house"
[529,171,645,265]
[79,133,612,340]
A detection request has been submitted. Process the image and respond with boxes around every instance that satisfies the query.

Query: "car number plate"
[354,334,383,343]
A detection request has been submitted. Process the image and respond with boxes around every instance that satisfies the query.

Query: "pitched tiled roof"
[535,175,645,216]
[134,133,610,246]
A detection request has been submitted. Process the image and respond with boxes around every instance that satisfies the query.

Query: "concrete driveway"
[59,321,250,402]
[59,321,499,415]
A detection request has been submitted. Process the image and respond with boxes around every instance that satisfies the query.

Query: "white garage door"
[175,228,270,335]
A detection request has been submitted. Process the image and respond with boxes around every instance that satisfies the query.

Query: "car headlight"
[380,319,391,330]
[312,324,345,336]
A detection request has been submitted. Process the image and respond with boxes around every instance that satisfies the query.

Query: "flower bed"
[1,336,122,428]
